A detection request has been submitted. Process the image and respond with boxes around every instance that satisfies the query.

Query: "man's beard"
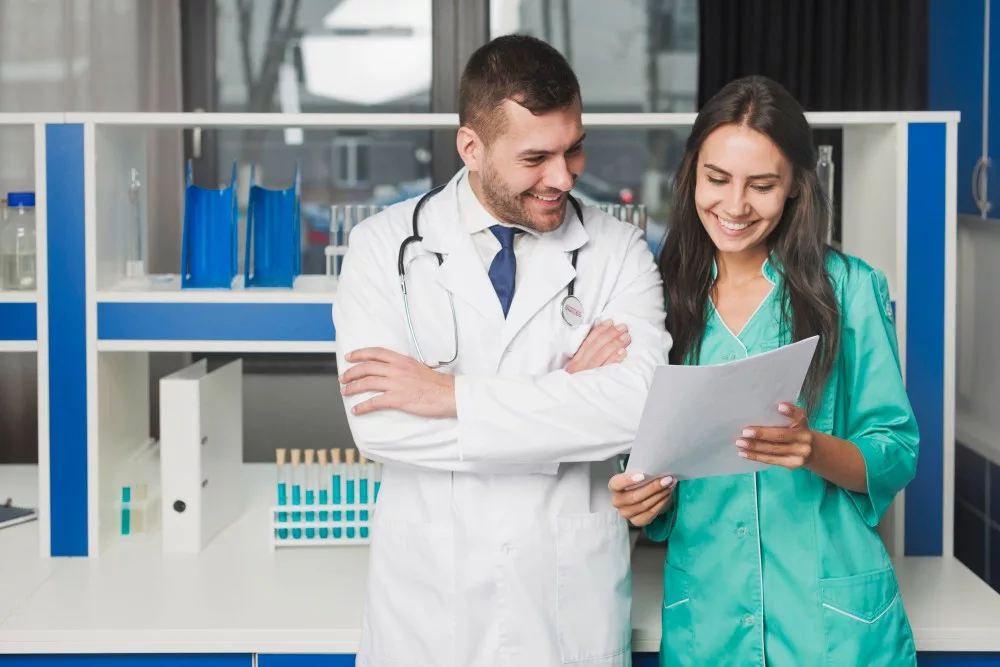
[479,162,566,232]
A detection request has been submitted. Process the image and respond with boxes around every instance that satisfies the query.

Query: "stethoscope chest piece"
[561,295,584,327]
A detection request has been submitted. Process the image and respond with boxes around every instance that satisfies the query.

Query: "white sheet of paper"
[625,336,819,481]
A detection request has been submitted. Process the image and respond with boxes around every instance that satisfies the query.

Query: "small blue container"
[180,160,238,289]
[244,163,300,288]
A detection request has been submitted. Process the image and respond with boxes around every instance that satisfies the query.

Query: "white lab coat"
[334,169,672,667]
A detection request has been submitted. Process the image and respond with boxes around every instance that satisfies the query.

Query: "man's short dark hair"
[459,34,581,144]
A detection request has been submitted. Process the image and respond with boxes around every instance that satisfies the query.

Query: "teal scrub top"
[647,251,920,666]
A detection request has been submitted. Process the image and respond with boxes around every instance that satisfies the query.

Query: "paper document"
[625,336,819,481]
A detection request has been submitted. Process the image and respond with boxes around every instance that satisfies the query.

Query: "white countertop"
[2,464,1000,655]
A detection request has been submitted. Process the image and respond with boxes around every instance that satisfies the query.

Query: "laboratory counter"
[2,465,1000,659]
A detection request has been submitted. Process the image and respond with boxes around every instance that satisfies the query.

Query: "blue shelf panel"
[905,122,947,557]
[257,656,356,667]
[0,655,251,666]
[97,302,336,342]
[0,302,36,340]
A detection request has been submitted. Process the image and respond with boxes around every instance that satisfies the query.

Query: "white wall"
[956,216,1000,463]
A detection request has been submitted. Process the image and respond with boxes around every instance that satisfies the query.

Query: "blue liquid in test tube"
[346,449,357,538]
[332,448,343,538]
[305,449,317,539]
[318,449,329,539]
[291,449,303,539]
[359,456,370,538]
[276,448,289,539]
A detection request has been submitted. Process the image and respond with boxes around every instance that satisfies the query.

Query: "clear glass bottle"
[0,192,37,290]
[816,146,835,245]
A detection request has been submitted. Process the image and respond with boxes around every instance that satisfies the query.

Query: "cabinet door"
[0,656,251,666]
[988,0,1000,214]
[257,656,355,667]
[930,0,986,217]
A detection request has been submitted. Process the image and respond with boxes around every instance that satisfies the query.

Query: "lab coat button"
[502,543,516,557]
[742,614,755,627]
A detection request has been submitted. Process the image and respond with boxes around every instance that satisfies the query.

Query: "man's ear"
[456,126,484,171]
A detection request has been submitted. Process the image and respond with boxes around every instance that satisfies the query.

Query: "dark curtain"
[696,0,928,246]
[697,0,929,111]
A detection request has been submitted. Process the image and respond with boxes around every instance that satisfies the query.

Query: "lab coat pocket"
[819,567,917,666]
[362,516,455,667]
[660,562,695,667]
[556,510,631,663]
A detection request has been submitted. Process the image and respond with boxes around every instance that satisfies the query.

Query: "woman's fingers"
[620,484,674,520]
[628,493,674,527]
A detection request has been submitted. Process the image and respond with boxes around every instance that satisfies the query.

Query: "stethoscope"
[398,185,586,368]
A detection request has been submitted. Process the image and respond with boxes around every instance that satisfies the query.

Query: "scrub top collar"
[709,253,780,286]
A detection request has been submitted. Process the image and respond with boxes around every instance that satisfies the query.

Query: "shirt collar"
[458,171,540,238]
[710,253,780,285]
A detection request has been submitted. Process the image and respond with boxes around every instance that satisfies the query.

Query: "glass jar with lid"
[0,192,37,290]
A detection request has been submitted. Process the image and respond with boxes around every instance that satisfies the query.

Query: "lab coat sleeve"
[454,227,672,464]
[841,268,920,527]
[334,222,464,471]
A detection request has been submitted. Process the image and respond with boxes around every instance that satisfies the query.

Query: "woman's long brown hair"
[659,75,844,413]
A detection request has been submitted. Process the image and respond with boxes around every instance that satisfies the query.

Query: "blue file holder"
[180,160,239,289]
[244,163,301,288]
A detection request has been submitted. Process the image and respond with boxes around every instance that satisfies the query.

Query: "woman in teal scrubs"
[605,76,920,665]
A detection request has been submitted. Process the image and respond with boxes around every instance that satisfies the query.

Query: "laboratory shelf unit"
[0,110,988,663]
[0,118,55,560]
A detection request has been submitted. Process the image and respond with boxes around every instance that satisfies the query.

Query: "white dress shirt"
[457,171,540,294]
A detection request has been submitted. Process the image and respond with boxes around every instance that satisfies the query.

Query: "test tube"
[374,462,382,502]
[290,448,303,539]
[359,454,370,538]
[276,448,288,539]
[345,449,357,538]
[304,449,317,539]
[121,486,131,536]
[637,205,648,233]
[330,448,343,538]
[317,449,329,539]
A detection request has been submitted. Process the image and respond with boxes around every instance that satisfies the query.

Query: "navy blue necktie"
[488,225,521,318]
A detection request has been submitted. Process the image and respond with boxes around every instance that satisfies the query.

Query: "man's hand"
[340,348,457,418]
[565,320,631,374]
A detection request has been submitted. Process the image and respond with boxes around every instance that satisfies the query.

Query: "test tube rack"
[269,448,381,549]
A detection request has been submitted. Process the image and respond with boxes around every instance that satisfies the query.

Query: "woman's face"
[693,124,796,256]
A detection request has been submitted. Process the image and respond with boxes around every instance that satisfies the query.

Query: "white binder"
[159,358,244,554]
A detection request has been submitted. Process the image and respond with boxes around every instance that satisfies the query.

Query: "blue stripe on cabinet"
[0,655,252,666]
[97,302,336,341]
[905,122,947,556]
[257,655,358,666]
[46,124,89,557]
[0,303,37,340]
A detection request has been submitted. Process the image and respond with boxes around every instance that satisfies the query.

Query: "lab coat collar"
[419,168,587,253]
[419,167,590,333]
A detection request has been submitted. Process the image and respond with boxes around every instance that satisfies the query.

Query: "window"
[333,136,372,187]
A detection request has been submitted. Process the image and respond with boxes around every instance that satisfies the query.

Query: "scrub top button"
[736,525,748,537]
[742,614,755,627]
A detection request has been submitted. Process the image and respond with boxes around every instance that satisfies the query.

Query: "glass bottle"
[0,192,36,290]
[816,146,835,245]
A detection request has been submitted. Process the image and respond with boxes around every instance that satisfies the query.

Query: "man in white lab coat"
[335,34,673,667]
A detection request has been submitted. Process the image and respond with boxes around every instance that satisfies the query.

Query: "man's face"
[467,99,586,232]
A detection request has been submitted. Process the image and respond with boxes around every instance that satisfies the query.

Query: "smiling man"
[334,34,672,667]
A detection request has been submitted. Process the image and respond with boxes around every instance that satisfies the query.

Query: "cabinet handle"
[973,156,992,216]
